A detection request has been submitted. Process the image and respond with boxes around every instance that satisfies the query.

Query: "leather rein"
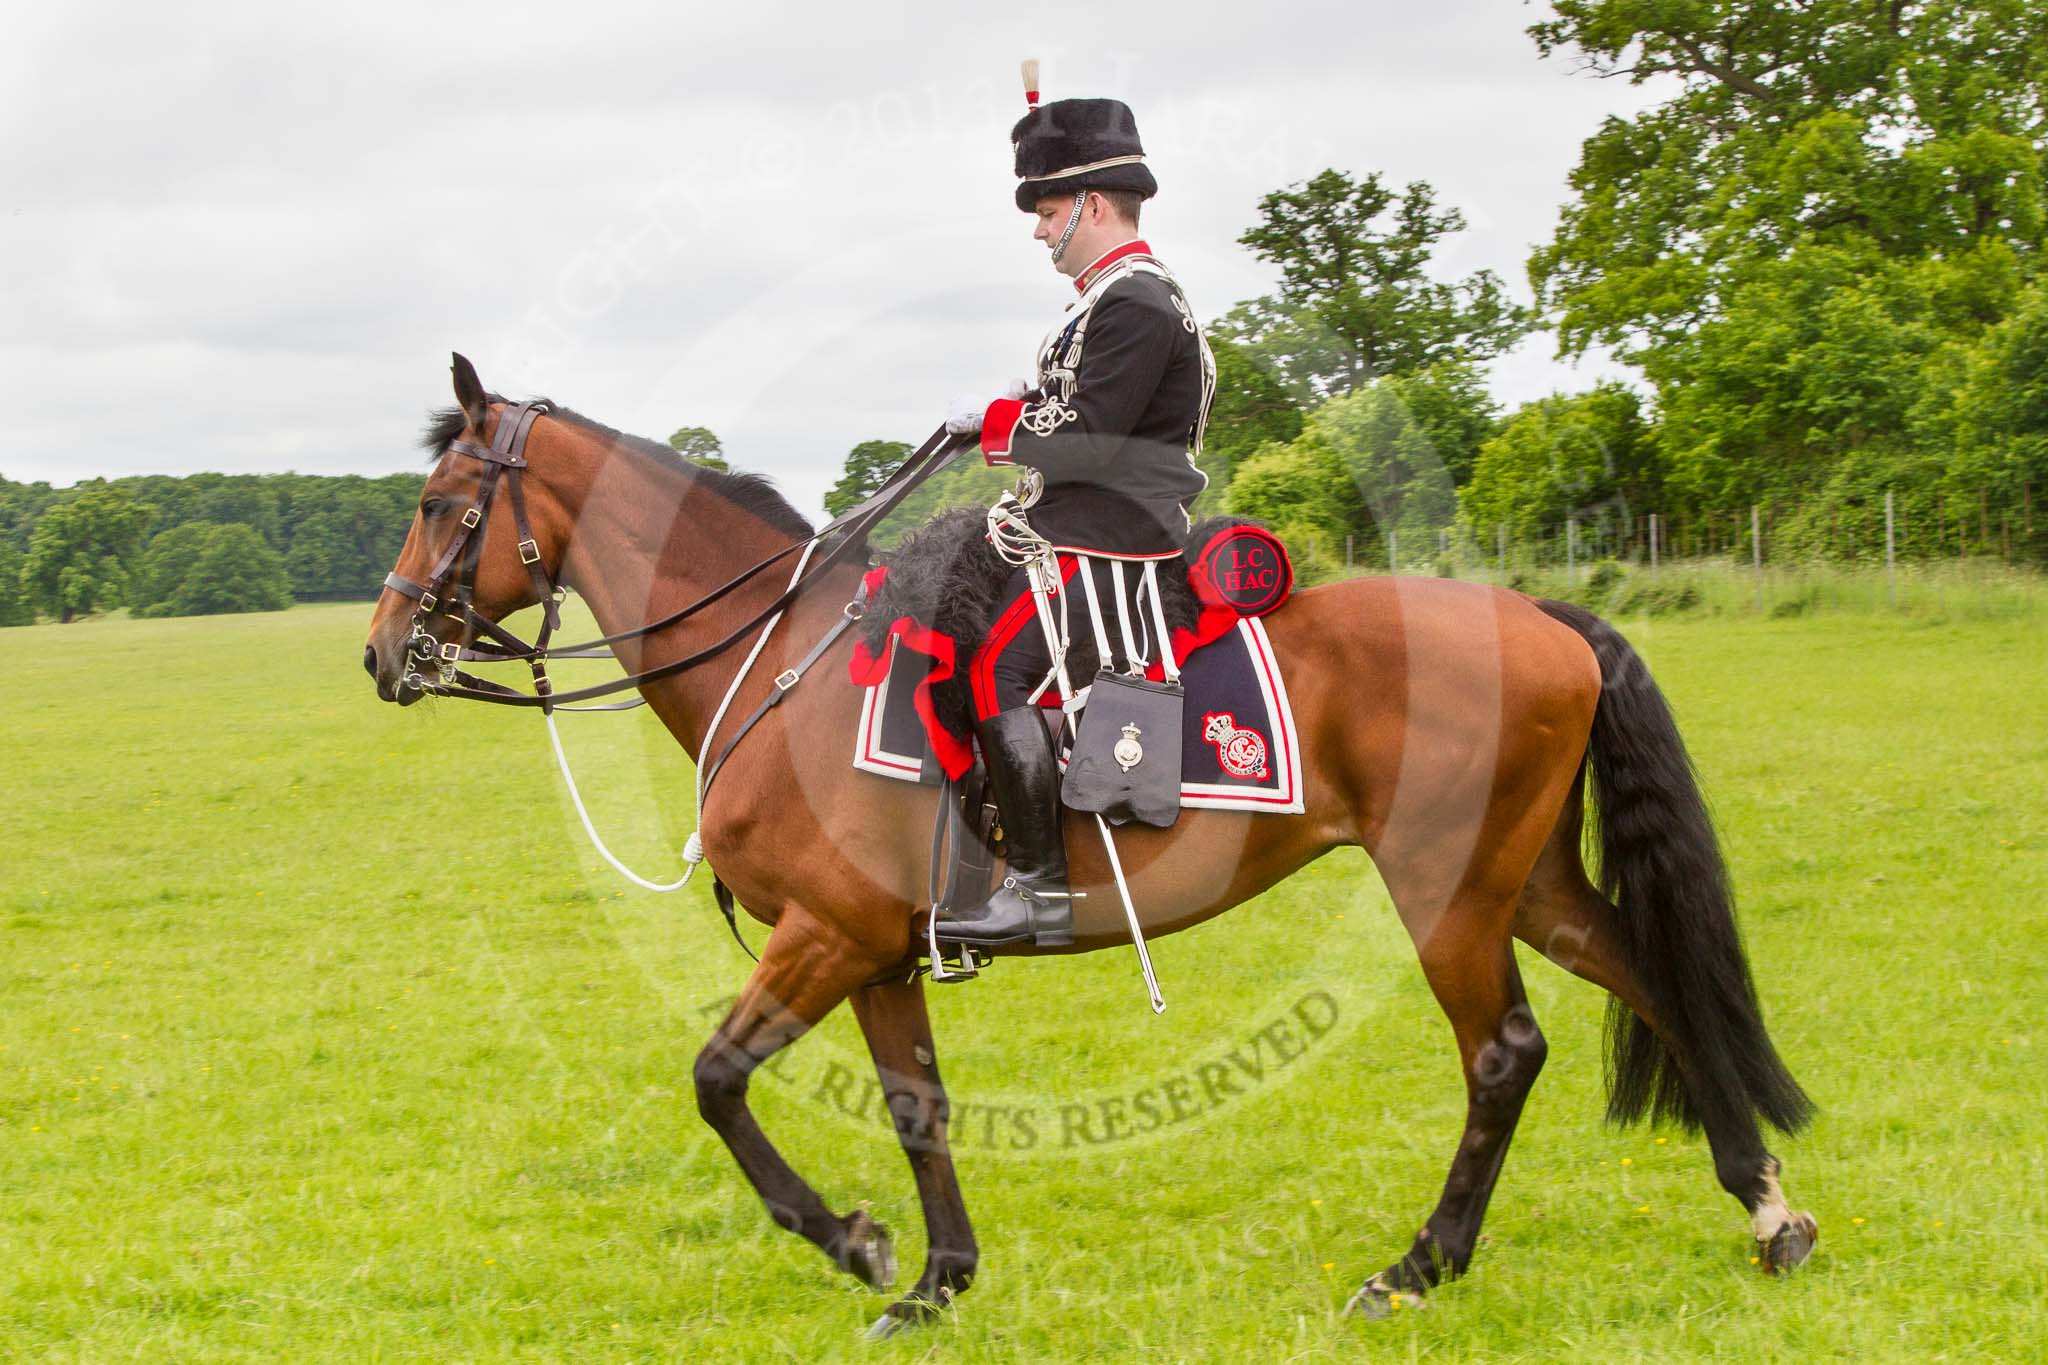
[382,404,968,712]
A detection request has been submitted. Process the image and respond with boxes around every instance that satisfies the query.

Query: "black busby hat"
[1009,60,1157,212]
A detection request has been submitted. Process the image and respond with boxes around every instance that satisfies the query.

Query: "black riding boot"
[933,706,1072,947]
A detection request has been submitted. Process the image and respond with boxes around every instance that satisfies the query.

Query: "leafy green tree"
[1224,169,1526,400]
[280,481,414,596]
[0,542,31,626]
[1942,278,2048,559]
[825,440,912,517]
[867,458,1016,549]
[283,511,361,596]
[1300,384,1456,561]
[1198,335,1305,493]
[0,476,59,553]
[1459,385,1658,546]
[1768,444,1949,563]
[130,523,218,617]
[134,524,292,617]
[1529,0,2047,542]
[1223,440,1374,576]
[667,426,729,471]
[1383,361,1498,489]
[1532,0,2047,357]
[188,474,285,547]
[20,485,154,622]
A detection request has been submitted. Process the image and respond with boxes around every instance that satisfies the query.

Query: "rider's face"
[1031,192,1120,277]
[1031,195,1071,251]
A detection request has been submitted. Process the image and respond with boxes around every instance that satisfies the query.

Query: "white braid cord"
[988,492,1087,713]
[986,490,1051,566]
[545,540,818,892]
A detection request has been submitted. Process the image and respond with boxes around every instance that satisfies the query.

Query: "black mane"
[419,398,813,538]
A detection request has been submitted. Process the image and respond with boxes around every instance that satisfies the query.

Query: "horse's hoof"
[840,1209,897,1292]
[1344,1274,1424,1320]
[864,1289,952,1340]
[864,1309,917,1340]
[1761,1211,1818,1275]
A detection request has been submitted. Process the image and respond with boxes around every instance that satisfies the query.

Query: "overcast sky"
[0,0,1660,518]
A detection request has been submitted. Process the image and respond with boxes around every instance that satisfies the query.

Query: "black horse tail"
[1536,600,1814,1137]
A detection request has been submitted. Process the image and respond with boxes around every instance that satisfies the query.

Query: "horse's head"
[363,354,569,704]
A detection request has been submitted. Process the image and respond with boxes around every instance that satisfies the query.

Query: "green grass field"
[2,599,2044,1362]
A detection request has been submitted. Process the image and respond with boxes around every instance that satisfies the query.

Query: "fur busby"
[1010,97,1157,212]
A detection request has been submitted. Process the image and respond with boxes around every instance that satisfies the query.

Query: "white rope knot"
[987,492,1053,568]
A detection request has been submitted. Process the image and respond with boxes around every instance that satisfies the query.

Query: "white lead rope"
[546,710,696,892]
[546,540,819,893]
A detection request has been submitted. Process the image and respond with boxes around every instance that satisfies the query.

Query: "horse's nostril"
[363,644,378,678]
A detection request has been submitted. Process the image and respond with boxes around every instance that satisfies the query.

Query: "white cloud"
[0,0,1660,515]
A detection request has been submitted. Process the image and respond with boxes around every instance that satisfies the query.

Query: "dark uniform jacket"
[980,239,1215,559]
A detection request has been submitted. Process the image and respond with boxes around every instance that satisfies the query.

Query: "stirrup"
[922,909,991,982]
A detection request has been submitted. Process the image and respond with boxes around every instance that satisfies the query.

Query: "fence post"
[1885,489,1896,608]
[1497,523,1507,579]
[1751,504,1763,613]
[1386,530,1398,576]
[1345,534,1354,570]
[1649,513,1660,577]
[1566,516,1577,582]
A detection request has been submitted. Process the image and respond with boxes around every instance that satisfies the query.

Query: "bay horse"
[362,359,1817,1336]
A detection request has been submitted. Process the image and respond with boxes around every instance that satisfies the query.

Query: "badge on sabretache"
[1113,723,1144,772]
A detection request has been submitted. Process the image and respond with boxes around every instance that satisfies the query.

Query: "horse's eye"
[422,497,452,520]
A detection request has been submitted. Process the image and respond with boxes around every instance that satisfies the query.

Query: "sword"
[1023,550,1166,1014]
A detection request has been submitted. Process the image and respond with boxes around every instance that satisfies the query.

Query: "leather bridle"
[382,403,968,712]
[383,401,566,701]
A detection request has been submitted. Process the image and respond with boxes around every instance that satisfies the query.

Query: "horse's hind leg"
[1350,892,1549,1315]
[1513,793,1817,1272]
[692,906,898,1290]
[848,975,978,1338]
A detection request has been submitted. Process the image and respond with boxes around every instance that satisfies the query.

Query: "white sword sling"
[979,494,1167,1012]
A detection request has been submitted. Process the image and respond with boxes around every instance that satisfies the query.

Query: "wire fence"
[1299,488,2047,620]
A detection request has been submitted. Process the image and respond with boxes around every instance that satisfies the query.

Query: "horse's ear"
[450,352,488,432]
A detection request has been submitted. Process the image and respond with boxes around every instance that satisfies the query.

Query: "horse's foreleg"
[848,975,978,1338]
[1352,918,1547,1316]
[692,906,898,1290]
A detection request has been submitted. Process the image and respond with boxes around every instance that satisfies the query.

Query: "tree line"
[0,426,735,626]
[0,471,426,625]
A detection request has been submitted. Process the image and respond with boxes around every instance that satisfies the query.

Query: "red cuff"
[981,398,1023,465]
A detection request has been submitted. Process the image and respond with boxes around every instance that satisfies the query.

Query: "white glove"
[1004,377,1033,401]
[945,395,986,435]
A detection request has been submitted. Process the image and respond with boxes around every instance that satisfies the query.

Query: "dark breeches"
[969,555,1166,719]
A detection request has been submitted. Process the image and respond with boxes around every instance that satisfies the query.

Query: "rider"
[933,74,1216,948]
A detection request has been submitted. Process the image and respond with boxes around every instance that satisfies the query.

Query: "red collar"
[1074,238,1151,293]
